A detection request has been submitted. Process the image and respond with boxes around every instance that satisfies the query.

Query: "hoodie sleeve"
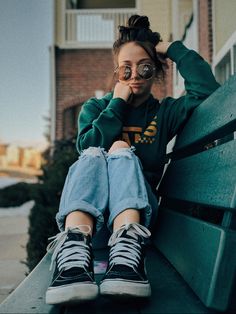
[167,41,220,98]
[76,96,128,152]
[162,41,220,141]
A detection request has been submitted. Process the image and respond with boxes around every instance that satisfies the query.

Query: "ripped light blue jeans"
[56,146,158,233]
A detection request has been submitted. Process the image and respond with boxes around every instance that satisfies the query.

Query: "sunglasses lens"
[118,66,132,81]
[138,64,154,79]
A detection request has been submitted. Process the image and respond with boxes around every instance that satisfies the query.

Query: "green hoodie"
[76,41,220,191]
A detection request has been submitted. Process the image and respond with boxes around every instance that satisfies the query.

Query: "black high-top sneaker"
[46,226,98,304]
[100,223,151,298]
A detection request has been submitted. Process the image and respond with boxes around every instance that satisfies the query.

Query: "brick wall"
[55,48,173,140]
[55,48,114,140]
[198,0,213,64]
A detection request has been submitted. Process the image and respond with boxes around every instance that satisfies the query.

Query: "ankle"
[113,209,140,231]
[65,211,94,235]
[66,225,92,236]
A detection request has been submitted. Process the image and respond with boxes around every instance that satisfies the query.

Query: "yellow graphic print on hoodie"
[122,115,157,146]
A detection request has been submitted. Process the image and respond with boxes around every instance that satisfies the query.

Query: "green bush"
[0,138,80,271]
[27,202,58,271]
[26,138,78,270]
[0,182,34,207]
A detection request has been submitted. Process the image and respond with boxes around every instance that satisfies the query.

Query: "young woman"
[46,15,219,305]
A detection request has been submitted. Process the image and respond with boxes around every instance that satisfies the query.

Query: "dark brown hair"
[113,15,166,80]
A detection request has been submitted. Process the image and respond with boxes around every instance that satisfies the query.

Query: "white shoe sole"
[46,282,99,304]
[100,279,151,298]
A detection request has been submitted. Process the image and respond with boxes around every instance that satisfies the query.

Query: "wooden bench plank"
[159,140,236,209]
[0,253,57,314]
[141,248,215,314]
[0,247,216,314]
[64,247,215,314]
[174,74,236,151]
[153,208,236,311]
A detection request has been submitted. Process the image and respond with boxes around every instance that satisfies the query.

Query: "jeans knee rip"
[108,146,136,159]
[80,147,106,158]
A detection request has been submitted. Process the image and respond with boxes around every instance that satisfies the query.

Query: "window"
[63,105,81,139]
[213,35,236,144]
[214,32,236,85]
[215,52,231,85]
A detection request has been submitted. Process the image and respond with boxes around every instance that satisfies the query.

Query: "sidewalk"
[0,201,34,303]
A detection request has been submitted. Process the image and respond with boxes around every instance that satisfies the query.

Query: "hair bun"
[118,15,161,46]
[127,15,150,30]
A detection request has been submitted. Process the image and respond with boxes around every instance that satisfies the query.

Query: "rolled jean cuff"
[56,200,104,233]
[107,197,152,230]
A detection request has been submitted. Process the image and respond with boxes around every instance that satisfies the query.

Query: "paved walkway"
[0,201,34,303]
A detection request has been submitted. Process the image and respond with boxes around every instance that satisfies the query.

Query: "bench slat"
[153,208,236,311]
[174,74,236,151]
[0,253,56,314]
[0,248,215,314]
[159,140,236,209]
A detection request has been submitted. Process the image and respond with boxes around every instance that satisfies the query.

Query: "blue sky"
[0,0,53,151]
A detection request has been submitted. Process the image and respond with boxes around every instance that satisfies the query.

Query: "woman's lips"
[130,83,142,88]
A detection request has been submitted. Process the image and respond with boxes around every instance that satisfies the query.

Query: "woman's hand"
[113,82,132,102]
[155,42,172,56]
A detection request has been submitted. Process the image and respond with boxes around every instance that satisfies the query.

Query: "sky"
[0,0,53,151]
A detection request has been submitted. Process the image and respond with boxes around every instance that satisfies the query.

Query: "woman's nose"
[131,66,139,79]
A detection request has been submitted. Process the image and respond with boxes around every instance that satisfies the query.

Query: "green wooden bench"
[1,74,235,314]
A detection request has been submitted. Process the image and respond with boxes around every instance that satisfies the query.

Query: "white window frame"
[212,30,236,83]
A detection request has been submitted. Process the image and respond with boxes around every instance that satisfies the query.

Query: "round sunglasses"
[115,63,156,81]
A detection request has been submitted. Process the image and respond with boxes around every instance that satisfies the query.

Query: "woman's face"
[116,42,155,97]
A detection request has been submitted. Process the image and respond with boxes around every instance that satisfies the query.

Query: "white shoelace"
[47,225,91,272]
[108,223,151,270]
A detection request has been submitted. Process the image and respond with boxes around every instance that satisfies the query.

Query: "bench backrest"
[153,74,236,312]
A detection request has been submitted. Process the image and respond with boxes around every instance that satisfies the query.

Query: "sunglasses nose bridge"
[130,65,139,79]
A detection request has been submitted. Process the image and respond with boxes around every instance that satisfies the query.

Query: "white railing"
[64,9,137,48]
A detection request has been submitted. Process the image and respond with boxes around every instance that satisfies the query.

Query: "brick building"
[50,0,236,143]
[55,48,114,139]
[0,144,42,171]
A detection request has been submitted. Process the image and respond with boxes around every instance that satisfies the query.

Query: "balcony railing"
[63,8,137,48]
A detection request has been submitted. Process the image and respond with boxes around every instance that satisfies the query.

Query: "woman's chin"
[131,87,143,95]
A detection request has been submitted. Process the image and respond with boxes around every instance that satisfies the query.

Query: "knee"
[108,141,130,154]
[81,146,104,157]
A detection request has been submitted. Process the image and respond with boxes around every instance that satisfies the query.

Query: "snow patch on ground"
[0,177,37,189]
[0,200,35,217]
